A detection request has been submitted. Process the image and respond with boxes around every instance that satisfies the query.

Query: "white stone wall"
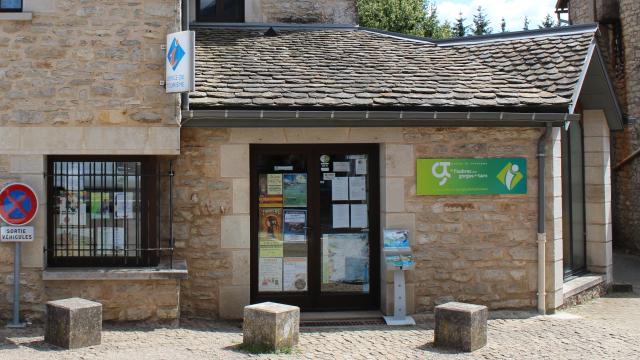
[583,110,613,282]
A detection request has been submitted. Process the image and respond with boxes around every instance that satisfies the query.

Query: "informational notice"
[332,204,349,228]
[333,162,351,173]
[259,257,283,292]
[383,229,410,249]
[322,233,369,287]
[267,174,283,195]
[1,226,34,242]
[350,204,368,228]
[348,176,367,201]
[283,257,308,291]
[283,173,307,207]
[96,227,125,251]
[355,158,367,175]
[331,177,349,201]
[416,158,527,195]
[115,192,135,219]
[58,194,87,226]
[283,209,306,242]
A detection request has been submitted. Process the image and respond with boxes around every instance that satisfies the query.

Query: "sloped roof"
[190,24,595,111]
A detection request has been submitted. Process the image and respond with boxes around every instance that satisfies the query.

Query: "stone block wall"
[613,0,640,253]
[566,0,640,254]
[44,280,181,324]
[259,0,357,24]
[175,126,560,319]
[0,0,180,128]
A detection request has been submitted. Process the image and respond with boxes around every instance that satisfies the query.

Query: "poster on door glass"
[283,209,306,242]
[259,208,283,241]
[322,233,369,293]
[283,257,308,292]
[283,173,307,207]
[259,257,283,292]
[259,174,283,207]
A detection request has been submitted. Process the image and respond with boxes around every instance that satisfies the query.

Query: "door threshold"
[301,310,383,322]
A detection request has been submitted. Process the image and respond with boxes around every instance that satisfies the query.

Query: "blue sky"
[435,0,559,32]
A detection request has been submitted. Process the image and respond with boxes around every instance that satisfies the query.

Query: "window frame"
[0,0,22,12]
[46,155,159,268]
[195,0,245,23]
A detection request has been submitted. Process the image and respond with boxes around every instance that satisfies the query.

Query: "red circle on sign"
[0,183,39,226]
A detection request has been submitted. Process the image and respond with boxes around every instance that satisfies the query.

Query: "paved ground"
[1,252,638,359]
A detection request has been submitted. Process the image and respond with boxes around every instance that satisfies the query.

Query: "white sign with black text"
[166,30,195,93]
[1,226,34,242]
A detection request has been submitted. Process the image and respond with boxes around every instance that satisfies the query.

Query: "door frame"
[249,144,380,311]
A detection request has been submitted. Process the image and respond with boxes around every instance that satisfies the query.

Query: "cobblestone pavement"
[1,253,638,360]
[1,295,639,360]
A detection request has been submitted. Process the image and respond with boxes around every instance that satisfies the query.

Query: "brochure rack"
[383,229,416,326]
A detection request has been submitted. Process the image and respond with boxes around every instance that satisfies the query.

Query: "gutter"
[537,123,552,315]
[182,110,579,128]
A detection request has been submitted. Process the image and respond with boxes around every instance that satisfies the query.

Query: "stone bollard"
[44,298,102,349]
[434,301,488,352]
[242,302,300,352]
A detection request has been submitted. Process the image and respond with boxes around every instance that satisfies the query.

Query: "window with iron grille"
[196,0,244,22]
[47,156,173,267]
[0,0,22,12]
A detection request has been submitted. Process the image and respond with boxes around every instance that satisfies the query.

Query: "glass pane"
[199,0,217,17]
[319,154,370,293]
[223,0,242,18]
[569,123,586,270]
[53,161,142,258]
[257,154,308,293]
[1,0,22,10]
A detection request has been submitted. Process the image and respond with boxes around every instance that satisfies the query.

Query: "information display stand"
[382,229,416,326]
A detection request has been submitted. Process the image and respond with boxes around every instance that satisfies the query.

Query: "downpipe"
[537,123,551,314]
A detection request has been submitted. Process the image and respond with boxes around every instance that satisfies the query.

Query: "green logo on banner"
[496,162,524,191]
[416,158,527,195]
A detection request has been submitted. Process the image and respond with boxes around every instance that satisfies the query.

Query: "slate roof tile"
[191,26,595,110]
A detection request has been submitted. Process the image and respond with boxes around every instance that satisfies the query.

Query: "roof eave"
[181,109,579,128]
[571,44,624,131]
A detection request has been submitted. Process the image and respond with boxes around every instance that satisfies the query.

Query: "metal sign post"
[7,242,25,328]
[0,183,39,328]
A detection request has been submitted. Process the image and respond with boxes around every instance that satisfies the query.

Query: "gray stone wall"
[260,0,356,24]
[567,0,640,253]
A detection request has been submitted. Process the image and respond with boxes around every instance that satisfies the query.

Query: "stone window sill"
[43,260,188,281]
[0,12,33,21]
[563,273,605,298]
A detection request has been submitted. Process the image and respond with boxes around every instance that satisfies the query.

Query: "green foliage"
[471,6,492,35]
[539,14,557,28]
[236,342,293,355]
[452,11,467,37]
[523,16,530,31]
[357,0,452,39]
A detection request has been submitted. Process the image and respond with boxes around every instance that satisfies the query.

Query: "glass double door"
[250,144,380,311]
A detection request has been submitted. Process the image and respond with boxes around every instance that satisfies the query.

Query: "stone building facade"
[0,0,622,324]
[0,0,183,323]
[558,0,640,253]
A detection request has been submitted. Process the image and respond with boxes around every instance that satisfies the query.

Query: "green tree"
[452,11,467,37]
[523,16,530,31]
[539,14,557,28]
[471,6,492,35]
[357,0,452,39]
[424,3,453,39]
[501,17,506,33]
